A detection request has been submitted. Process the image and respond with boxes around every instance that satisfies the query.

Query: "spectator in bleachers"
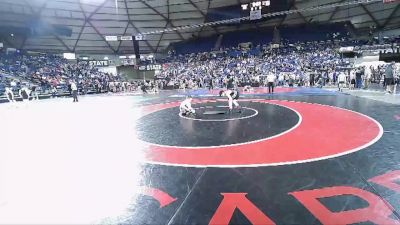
[0,51,123,99]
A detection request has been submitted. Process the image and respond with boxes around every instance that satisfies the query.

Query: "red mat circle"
[137,100,383,167]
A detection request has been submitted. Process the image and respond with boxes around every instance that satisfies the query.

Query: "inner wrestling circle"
[179,106,258,122]
[136,101,300,147]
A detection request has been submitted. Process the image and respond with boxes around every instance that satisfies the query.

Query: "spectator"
[355,67,363,89]
[385,62,395,94]
[30,85,39,100]
[70,80,78,102]
[51,86,57,98]
[5,87,15,103]
[19,86,30,102]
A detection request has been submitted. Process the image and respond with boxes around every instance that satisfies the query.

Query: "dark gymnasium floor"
[1,87,400,225]
[127,87,400,225]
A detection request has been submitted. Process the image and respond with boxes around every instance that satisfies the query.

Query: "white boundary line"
[179,106,258,122]
[144,100,384,168]
[143,101,302,149]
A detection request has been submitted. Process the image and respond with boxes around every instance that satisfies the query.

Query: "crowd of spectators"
[158,40,348,89]
[0,51,125,98]
[1,36,399,102]
[158,39,399,92]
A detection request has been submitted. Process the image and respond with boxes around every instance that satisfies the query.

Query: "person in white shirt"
[337,72,347,92]
[5,87,15,103]
[304,71,310,87]
[266,72,276,93]
[349,69,356,90]
[278,74,284,86]
[364,66,372,89]
[180,96,195,116]
[70,80,78,102]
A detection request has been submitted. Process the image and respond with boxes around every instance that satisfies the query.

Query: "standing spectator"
[364,66,372,89]
[310,71,316,87]
[355,68,363,89]
[226,75,234,89]
[51,86,57,98]
[337,71,347,92]
[385,62,395,94]
[95,80,101,94]
[303,71,310,87]
[278,73,285,86]
[141,81,148,94]
[19,86,30,102]
[208,77,213,90]
[288,73,295,87]
[67,82,72,95]
[30,85,39,100]
[5,87,15,103]
[350,69,356,90]
[70,80,78,102]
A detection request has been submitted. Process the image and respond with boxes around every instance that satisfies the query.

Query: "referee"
[266,71,276,93]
